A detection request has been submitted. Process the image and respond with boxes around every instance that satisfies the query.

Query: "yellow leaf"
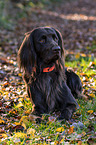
[27,128,36,136]
[22,123,26,129]
[13,111,16,114]
[14,122,21,125]
[56,127,64,132]
[75,53,80,59]
[0,133,8,138]
[20,116,28,122]
[18,82,23,85]
[4,92,9,95]
[64,124,67,128]
[14,132,27,138]
[0,90,3,94]
[89,93,95,98]
[18,73,22,77]
[18,98,24,102]
[20,116,29,124]
[43,143,49,145]
[0,119,5,124]
[26,98,30,101]
[89,100,92,103]
[25,110,30,114]
[87,110,93,114]
[16,103,23,108]
[80,53,86,57]
[82,131,86,136]
[9,110,17,114]
[60,136,65,143]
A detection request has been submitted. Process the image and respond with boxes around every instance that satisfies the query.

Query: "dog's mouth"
[44,52,60,64]
[43,46,61,64]
[53,53,60,60]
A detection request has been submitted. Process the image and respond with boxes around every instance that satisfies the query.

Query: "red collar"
[43,64,55,73]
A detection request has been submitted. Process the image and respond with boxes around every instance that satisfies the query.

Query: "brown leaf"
[12,125,24,132]
[68,126,74,134]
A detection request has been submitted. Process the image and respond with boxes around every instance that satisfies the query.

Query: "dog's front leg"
[58,82,79,120]
[27,85,48,117]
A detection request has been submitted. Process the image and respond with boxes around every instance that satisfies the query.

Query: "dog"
[18,27,82,120]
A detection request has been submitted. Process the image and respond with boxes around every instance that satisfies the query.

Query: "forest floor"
[0,0,96,144]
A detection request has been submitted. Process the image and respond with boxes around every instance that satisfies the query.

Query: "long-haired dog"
[18,27,82,120]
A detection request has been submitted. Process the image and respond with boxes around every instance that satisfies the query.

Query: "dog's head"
[18,27,64,74]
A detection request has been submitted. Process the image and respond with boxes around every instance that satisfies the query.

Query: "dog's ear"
[18,30,37,74]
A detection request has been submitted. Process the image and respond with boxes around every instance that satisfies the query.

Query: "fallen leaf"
[89,93,95,98]
[78,140,82,145]
[0,119,5,124]
[87,110,93,114]
[20,116,29,124]
[14,122,21,125]
[12,125,24,132]
[18,73,22,77]
[80,53,86,57]
[56,127,64,132]
[14,132,27,138]
[68,126,74,134]
[27,128,36,136]
[16,103,23,108]
[22,123,26,129]
[75,53,80,59]
[0,133,8,139]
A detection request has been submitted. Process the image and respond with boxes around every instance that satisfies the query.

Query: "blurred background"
[0,0,96,56]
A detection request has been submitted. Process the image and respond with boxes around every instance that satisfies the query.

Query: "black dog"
[18,27,82,120]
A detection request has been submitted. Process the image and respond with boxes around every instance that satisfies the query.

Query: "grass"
[0,54,96,144]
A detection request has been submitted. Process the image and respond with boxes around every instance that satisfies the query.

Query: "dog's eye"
[54,37,58,41]
[40,39,45,43]
[40,36,46,43]
[53,35,58,42]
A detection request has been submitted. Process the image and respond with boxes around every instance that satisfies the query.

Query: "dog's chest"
[36,73,60,110]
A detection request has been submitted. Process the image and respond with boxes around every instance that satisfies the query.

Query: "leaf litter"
[0,0,96,144]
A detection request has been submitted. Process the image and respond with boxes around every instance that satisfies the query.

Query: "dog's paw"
[58,105,75,120]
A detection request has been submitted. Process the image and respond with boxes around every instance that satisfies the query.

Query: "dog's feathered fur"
[18,27,82,120]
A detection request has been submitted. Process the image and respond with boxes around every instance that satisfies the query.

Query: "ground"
[0,0,96,144]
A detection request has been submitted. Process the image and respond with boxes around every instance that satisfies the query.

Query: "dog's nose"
[52,46,61,52]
